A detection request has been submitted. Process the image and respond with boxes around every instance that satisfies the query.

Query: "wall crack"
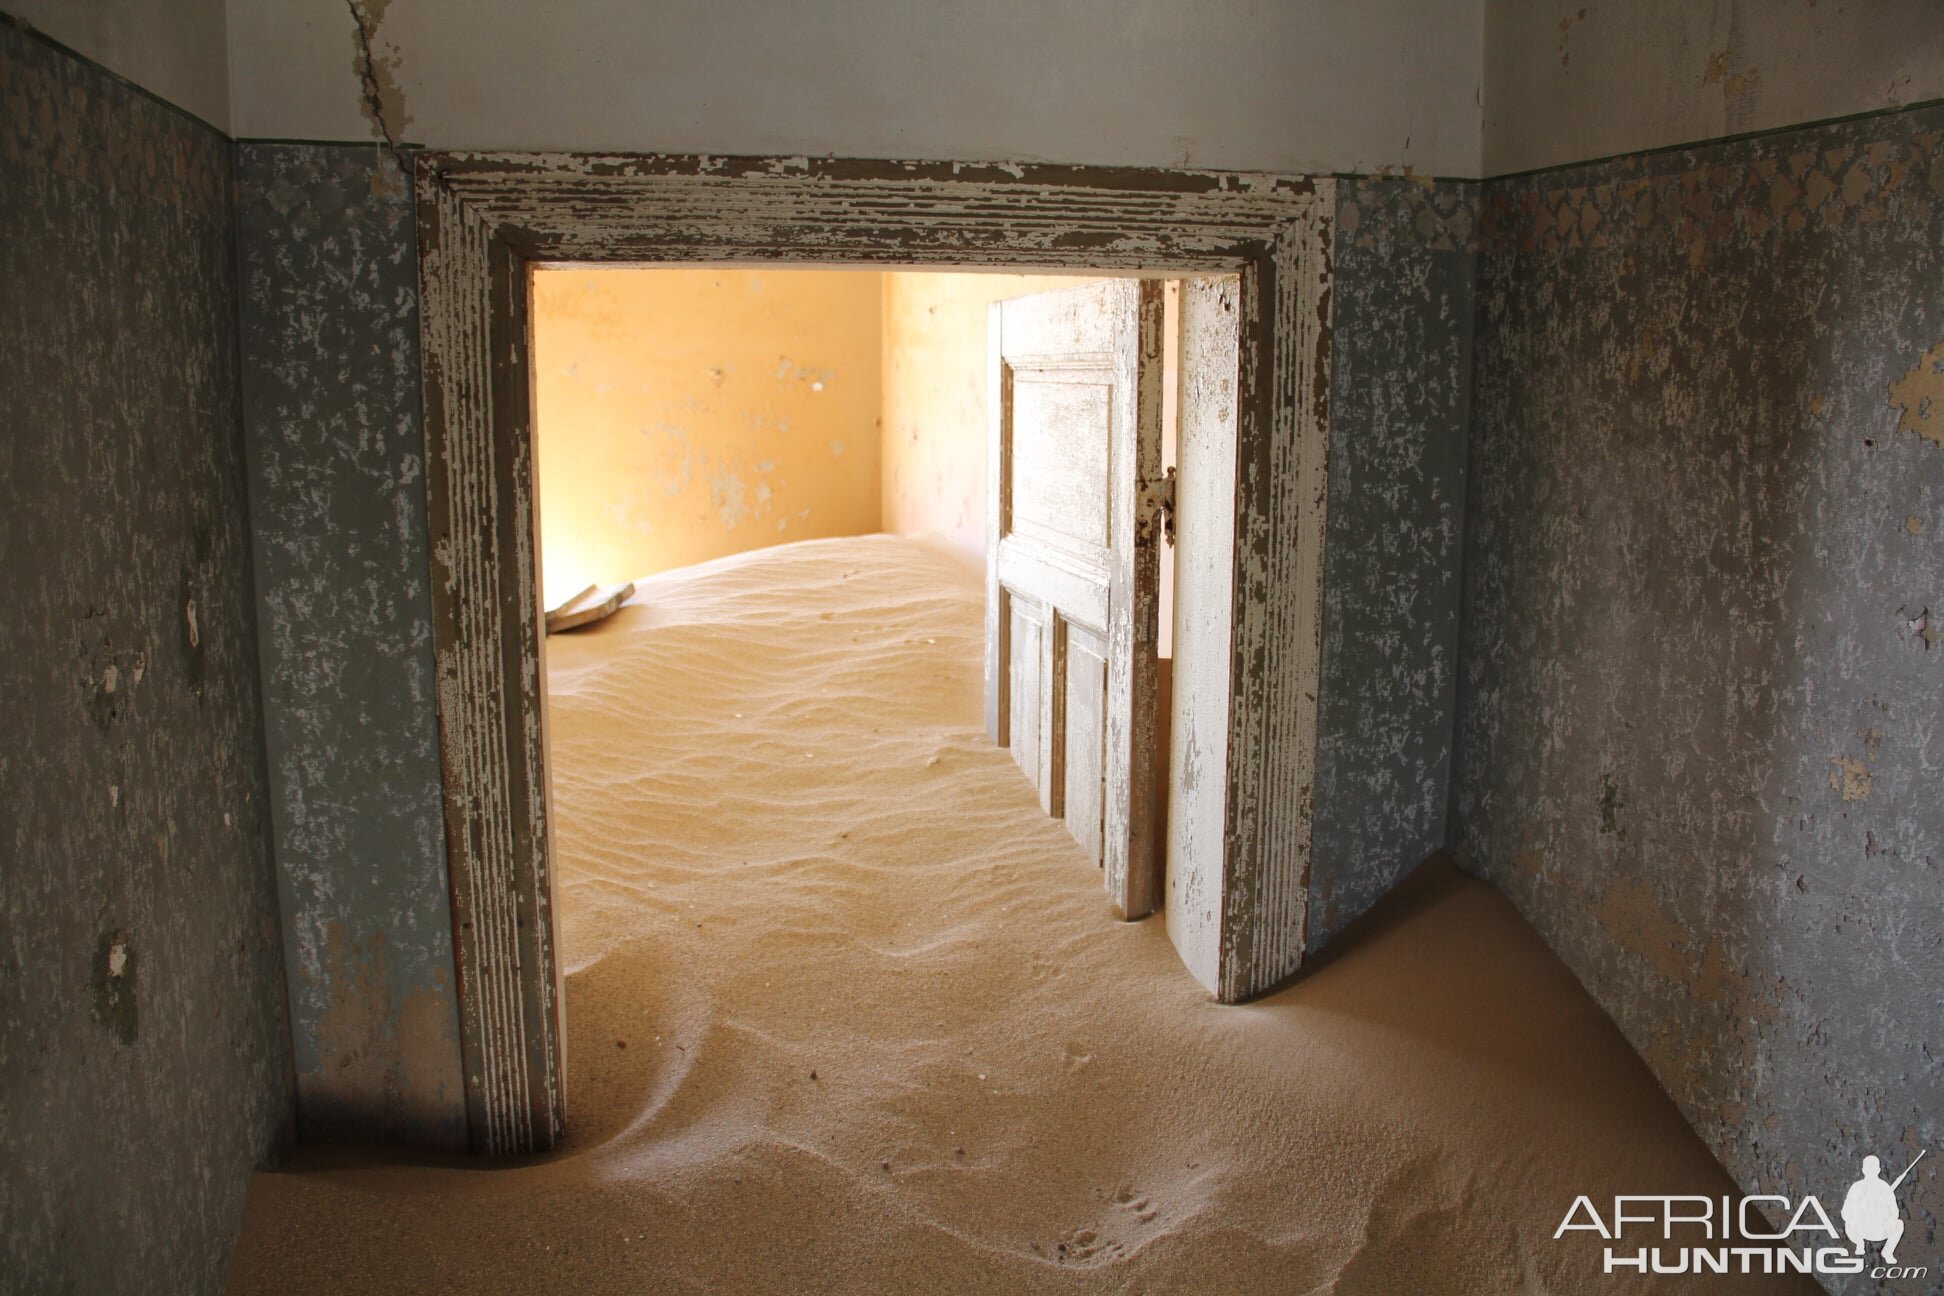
[346,0,410,164]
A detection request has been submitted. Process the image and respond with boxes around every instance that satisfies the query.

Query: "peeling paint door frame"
[415,152,1334,1154]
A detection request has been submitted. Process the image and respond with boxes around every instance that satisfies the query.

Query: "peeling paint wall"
[1485,0,1944,176]
[0,20,292,1293]
[1455,104,1944,1288]
[880,273,1108,566]
[236,142,466,1150]
[225,0,1484,176]
[180,0,1944,1182]
[532,268,883,602]
[1307,178,1477,951]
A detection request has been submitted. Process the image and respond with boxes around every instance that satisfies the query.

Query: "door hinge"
[1153,466,1178,546]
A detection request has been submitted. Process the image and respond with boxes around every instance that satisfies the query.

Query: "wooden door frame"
[415,152,1335,1154]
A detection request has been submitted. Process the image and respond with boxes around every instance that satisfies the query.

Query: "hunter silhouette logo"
[1555,1147,1931,1280]
[1843,1151,1923,1265]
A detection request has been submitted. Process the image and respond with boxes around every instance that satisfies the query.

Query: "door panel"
[1165,275,1240,989]
[1010,378,1113,556]
[995,542,1108,633]
[1007,597,1049,806]
[1062,624,1108,866]
[986,278,1165,918]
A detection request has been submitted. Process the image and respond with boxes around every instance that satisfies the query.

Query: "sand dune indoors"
[226,536,1809,1295]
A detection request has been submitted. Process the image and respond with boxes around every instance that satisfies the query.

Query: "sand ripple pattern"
[228,536,1810,1296]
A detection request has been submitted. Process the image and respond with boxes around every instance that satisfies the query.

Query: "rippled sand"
[228,535,1806,1295]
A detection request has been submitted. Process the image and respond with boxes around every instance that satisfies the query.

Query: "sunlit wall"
[531,267,882,605]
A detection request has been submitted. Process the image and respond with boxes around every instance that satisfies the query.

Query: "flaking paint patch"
[1704,49,1763,116]
[1556,7,1589,68]
[1598,772,1625,834]
[1887,339,1944,449]
[1828,755,1872,801]
[179,576,204,697]
[83,635,136,734]
[708,469,750,529]
[346,0,411,151]
[1902,604,1938,651]
[89,930,137,1045]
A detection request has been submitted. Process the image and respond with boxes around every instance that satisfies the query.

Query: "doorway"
[529,267,1200,1107]
[527,267,1171,1159]
[416,153,1333,1152]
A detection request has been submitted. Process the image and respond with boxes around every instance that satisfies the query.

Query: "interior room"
[525,267,1137,591]
[2,3,1939,1294]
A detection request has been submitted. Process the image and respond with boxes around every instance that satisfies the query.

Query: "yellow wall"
[879,273,1107,567]
[532,267,882,603]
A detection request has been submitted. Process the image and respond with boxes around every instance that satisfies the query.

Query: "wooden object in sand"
[987,279,1166,920]
[545,582,634,634]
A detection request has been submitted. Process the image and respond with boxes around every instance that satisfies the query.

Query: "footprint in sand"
[1049,1183,1163,1265]
[1113,1181,1160,1225]
[1054,1226,1122,1264]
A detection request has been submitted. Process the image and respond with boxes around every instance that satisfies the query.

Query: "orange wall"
[879,273,1107,567]
[532,267,881,604]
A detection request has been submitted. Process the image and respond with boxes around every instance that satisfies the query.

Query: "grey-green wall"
[1315,108,1944,1291]
[1308,176,1477,951]
[237,141,466,1151]
[0,18,292,1294]
[1455,106,1944,1286]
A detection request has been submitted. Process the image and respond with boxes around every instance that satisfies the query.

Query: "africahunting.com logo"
[1556,1150,1929,1280]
